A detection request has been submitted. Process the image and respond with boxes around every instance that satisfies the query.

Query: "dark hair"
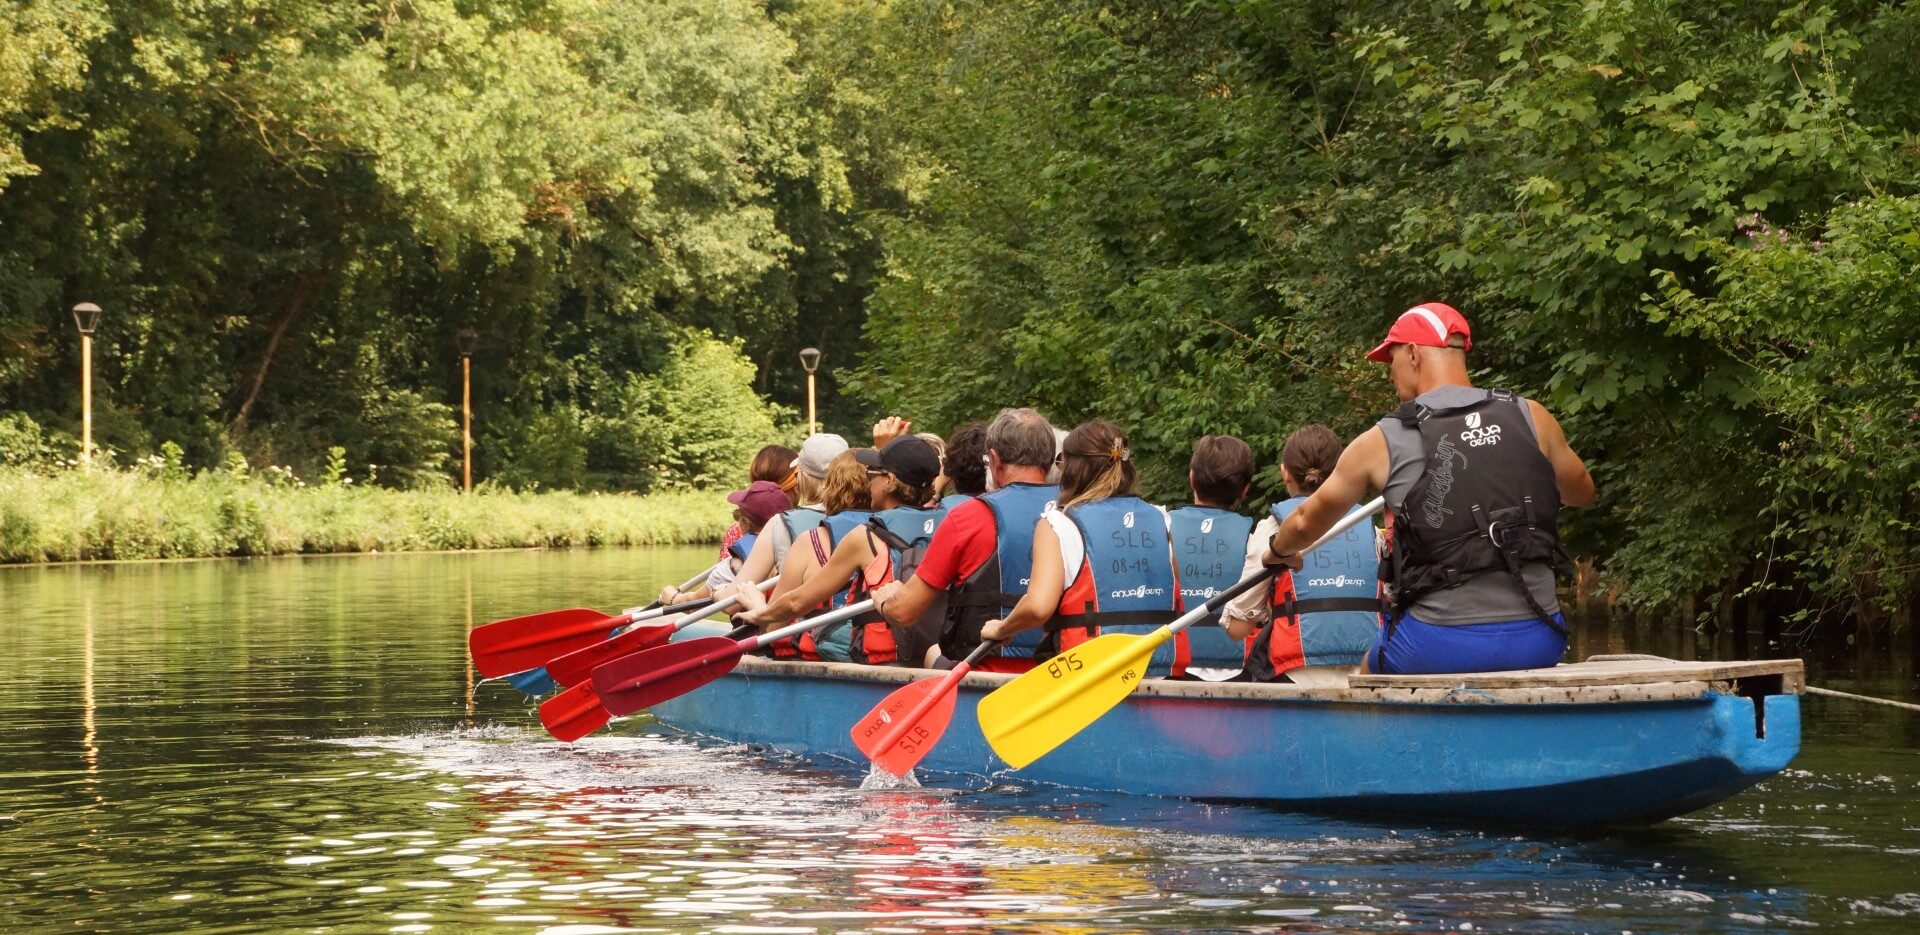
[986,407,1056,469]
[1281,424,1343,495]
[943,422,989,496]
[1189,435,1254,507]
[1058,420,1135,509]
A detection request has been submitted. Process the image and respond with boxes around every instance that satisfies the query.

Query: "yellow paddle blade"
[976,629,1168,768]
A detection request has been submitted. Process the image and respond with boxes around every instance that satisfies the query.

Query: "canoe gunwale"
[726,654,1804,707]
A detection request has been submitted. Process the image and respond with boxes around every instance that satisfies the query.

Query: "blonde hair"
[818,450,873,514]
[1058,420,1135,510]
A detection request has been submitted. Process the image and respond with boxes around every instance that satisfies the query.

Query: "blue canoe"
[644,649,1802,828]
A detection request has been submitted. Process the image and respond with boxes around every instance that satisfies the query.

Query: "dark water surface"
[2,549,1916,933]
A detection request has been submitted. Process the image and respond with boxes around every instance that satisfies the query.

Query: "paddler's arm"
[735,531,874,628]
[1525,400,1596,508]
[980,520,1064,641]
[872,577,934,628]
[1262,427,1389,566]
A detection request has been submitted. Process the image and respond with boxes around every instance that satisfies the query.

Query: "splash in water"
[861,764,922,790]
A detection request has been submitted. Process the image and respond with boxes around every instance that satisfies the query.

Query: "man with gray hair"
[872,407,1060,670]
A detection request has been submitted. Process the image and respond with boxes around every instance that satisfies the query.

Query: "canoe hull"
[645,658,1800,828]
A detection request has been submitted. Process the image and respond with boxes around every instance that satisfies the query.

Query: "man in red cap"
[1260,303,1595,675]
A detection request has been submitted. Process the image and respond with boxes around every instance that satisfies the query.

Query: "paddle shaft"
[623,598,879,693]
[870,640,1000,757]
[625,572,718,622]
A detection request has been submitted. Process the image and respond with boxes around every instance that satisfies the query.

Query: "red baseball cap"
[1365,302,1473,363]
[727,480,791,526]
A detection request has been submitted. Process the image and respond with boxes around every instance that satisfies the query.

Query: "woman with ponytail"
[1223,424,1382,683]
[981,420,1186,673]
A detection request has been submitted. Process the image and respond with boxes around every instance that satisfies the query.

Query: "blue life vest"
[1169,505,1254,670]
[815,511,873,610]
[773,507,826,567]
[946,483,1059,660]
[812,505,949,665]
[940,493,975,510]
[1245,498,1381,679]
[727,533,757,563]
[1052,496,1180,674]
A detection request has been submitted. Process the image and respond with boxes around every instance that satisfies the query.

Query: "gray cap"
[792,433,849,479]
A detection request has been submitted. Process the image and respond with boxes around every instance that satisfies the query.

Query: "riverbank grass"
[0,469,731,563]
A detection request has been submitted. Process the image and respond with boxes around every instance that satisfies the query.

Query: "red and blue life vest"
[1244,498,1382,681]
[943,483,1059,661]
[770,509,871,661]
[1169,505,1254,671]
[727,533,757,564]
[1048,496,1182,675]
[827,504,949,666]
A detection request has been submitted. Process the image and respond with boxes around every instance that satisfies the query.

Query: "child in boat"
[714,433,849,599]
[735,435,945,664]
[732,450,873,659]
[1224,424,1382,683]
[980,420,1184,673]
[1168,435,1259,679]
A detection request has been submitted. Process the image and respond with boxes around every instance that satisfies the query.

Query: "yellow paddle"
[977,497,1385,768]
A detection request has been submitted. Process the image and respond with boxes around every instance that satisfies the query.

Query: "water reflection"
[0,549,1914,934]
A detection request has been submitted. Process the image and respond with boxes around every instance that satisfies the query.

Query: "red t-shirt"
[911,498,998,589]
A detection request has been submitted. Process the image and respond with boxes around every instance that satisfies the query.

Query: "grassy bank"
[0,469,732,563]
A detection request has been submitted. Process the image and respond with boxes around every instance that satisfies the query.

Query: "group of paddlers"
[670,303,1596,682]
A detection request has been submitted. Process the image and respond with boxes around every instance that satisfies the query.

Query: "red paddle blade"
[545,623,674,687]
[539,682,611,742]
[470,608,619,678]
[851,674,961,776]
[591,636,743,716]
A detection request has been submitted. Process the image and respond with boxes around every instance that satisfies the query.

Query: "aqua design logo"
[1123,511,1136,529]
[1110,585,1165,599]
[923,519,935,534]
[1200,517,1215,534]
[1461,410,1503,447]
[1306,575,1358,588]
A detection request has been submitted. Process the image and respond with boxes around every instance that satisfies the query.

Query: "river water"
[2,548,1915,933]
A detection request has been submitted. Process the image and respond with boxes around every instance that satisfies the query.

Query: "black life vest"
[1382,389,1570,631]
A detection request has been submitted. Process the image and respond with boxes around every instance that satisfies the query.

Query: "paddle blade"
[591,636,742,716]
[505,667,557,697]
[852,674,960,776]
[545,623,674,688]
[976,632,1161,769]
[470,608,620,677]
[539,682,611,742]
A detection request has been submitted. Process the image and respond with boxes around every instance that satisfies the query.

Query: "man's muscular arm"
[1262,428,1389,565]
[1525,400,1596,508]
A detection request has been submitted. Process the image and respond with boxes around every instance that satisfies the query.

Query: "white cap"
[792,433,849,479]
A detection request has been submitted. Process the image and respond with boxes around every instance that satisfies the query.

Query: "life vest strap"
[1046,610,1178,632]
[1289,597,1383,616]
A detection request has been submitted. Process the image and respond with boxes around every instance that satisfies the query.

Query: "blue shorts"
[1366,613,1567,675]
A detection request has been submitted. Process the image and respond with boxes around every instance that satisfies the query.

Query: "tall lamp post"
[798,347,821,436]
[72,303,102,469]
[456,328,478,493]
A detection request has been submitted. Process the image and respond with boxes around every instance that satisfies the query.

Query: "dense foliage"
[4,0,1917,617]
[0,0,881,490]
[851,0,1920,619]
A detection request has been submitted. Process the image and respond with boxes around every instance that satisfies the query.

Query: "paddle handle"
[749,598,878,649]
[1165,497,1385,638]
[666,575,783,631]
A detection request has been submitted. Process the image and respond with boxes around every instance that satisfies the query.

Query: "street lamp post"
[71,303,102,469]
[798,347,821,436]
[456,328,478,493]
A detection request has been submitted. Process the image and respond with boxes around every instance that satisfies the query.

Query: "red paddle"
[469,572,761,678]
[591,599,877,717]
[852,640,1001,776]
[538,623,757,742]
[544,623,676,687]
